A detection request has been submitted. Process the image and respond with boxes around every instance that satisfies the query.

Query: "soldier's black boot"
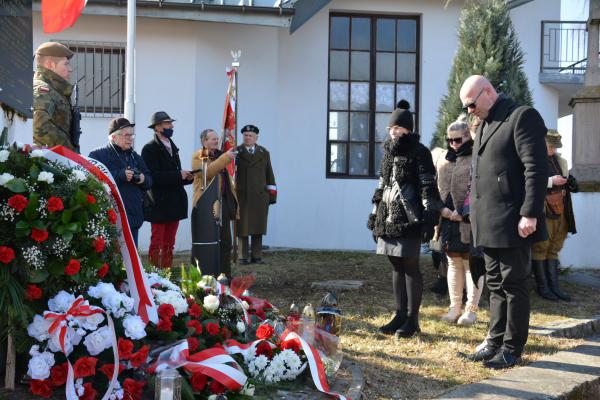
[546,259,571,301]
[378,310,407,335]
[532,260,558,301]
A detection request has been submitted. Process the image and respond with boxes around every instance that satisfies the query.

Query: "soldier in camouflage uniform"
[33,42,76,151]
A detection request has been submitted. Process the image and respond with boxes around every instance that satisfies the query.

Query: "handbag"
[545,190,565,215]
[142,189,155,219]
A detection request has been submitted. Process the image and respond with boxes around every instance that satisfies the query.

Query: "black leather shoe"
[395,317,420,339]
[238,259,250,265]
[251,258,265,264]
[457,346,498,362]
[378,311,407,335]
[483,350,521,369]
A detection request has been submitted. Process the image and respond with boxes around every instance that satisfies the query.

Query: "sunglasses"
[462,88,485,112]
[446,137,463,144]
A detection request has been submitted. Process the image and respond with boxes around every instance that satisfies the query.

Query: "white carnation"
[77,312,105,331]
[48,291,76,313]
[122,315,147,340]
[203,294,220,313]
[30,149,45,158]
[236,320,246,334]
[155,290,188,316]
[71,170,87,182]
[27,314,51,342]
[88,282,117,299]
[27,352,55,380]
[0,150,9,162]
[0,172,15,186]
[37,171,55,184]
[83,326,112,356]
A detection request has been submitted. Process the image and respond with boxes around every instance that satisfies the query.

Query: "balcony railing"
[540,20,590,75]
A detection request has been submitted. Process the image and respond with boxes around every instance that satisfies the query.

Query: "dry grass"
[174,249,598,400]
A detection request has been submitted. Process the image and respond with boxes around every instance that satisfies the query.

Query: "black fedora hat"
[108,117,135,135]
[148,111,175,129]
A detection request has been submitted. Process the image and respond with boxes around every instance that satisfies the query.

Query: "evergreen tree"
[431,0,533,148]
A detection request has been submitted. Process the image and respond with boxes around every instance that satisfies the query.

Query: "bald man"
[458,76,548,369]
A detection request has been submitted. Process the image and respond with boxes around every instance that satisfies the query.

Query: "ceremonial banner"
[221,67,237,178]
[41,0,87,33]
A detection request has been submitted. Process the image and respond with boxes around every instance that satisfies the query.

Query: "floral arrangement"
[0,144,124,332]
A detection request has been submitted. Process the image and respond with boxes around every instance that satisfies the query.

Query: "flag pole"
[231,50,240,264]
[124,0,136,122]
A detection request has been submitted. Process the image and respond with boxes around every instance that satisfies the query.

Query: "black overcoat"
[471,95,548,248]
[141,135,190,223]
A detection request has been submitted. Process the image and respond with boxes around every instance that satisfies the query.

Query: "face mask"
[162,128,174,138]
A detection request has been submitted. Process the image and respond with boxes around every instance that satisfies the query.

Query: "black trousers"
[483,246,531,357]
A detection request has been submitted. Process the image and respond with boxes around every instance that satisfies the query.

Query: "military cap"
[35,42,74,59]
[241,124,259,134]
[109,117,135,135]
[546,129,562,148]
[148,111,175,128]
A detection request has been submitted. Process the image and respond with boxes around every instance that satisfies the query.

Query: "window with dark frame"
[60,41,126,116]
[327,14,419,178]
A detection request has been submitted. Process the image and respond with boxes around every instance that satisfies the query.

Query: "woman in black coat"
[368,102,441,338]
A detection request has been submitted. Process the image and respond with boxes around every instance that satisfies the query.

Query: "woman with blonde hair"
[437,115,483,326]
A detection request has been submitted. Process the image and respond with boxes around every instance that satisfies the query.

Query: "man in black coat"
[141,111,193,268]
[459,76,548,369]
[89,117,152,246]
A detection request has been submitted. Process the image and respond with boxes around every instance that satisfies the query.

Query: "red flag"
[221,68,237,178]
[42,0,87,33]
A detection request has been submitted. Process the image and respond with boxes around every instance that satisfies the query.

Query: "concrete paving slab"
[437,337,600,399]
[530,316,600,338]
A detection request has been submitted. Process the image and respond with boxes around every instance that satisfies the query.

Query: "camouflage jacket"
[33,66,75,150]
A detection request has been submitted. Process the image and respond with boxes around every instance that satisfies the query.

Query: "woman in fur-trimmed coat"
[367,102,441,338]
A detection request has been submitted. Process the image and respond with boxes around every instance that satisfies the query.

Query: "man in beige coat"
[235,124,277,264]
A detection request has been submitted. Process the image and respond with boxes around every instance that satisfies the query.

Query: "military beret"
[109,117,135,135]
[546,129,562,148]
[35,42,74,59]
[241,124,259,134]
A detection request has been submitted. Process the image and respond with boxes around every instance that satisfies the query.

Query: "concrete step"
[530,316,600,339]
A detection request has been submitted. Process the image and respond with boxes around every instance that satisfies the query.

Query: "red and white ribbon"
[223,339,275,360]
[282,332,347,400]
[266,185,277,196]
[44,296,120,400]
[151,341,247,391]
[40,146,158,324]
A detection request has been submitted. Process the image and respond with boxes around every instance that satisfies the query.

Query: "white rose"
[27,352,54,380]
[122,315,147,340]
[30,149,45,158]
[236,320,246,334]
[0,149,9,162]
[71,170,87,182]
[37,171,55,184]
[27,315,51,342]
[203,295,220,313]
[48,291,76,313]
[0,172,15,186]
[83,326,112,356]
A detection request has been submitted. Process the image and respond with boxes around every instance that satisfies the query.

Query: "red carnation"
[118,338,134,360]
[8,194,28,212]
[31,227,49,243]
[129,345,149,369]
[47,196,64,212]
[107,209,117,224]
[26,284,43,301]
[187,319,203,335]
[255,341,273,359]
[0,246,16,264]
[73,356,97,378]
[281,338,302,354]
[205,322,220,336]
[256,324,275,340]
[190,373,208,391]
[187,337,199,353]
[156,317,173,332]
[123,379,145,400]
[93,237,105,253]
[99,363,125,379]
[80,382,98,400]
[86,194,96,204]
[208,380,225,395]
[97,263,109,278]
[157,303,175,320]
[30,379,53,398]
[50,363,68,387]
[188,303,202,318]
[64,259,81,276]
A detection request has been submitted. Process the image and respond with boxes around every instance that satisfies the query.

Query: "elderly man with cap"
[141,111,193,269]
[235,124,277,265]
[89,118,152,245]
[33,41,77,151]
[530,129,578,302]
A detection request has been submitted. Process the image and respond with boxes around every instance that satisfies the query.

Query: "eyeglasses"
[446,137,463,144]
[462,88,485,112]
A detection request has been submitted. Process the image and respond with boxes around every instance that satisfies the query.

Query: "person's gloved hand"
[421,224,435,243]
